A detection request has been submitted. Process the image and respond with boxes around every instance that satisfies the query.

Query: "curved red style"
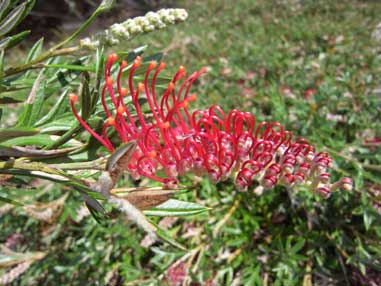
[70,53,352,196]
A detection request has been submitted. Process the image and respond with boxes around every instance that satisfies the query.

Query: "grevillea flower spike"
[70,53,353,197]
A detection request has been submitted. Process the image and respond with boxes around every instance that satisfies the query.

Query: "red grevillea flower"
[69,53,353,197]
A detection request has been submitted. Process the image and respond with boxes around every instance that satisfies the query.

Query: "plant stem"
[0,159,63,175]
[50,0,114,51]
[0,159,90,189]
[3,46,80,77]
[50,157,107,170]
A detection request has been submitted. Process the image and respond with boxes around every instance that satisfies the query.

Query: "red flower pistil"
[70,54,352,196]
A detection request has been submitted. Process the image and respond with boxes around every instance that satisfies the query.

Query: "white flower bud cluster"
[80,8,188,50]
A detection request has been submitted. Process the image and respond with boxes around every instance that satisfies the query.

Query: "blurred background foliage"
[1,0,381,285]
[15,0,177,41]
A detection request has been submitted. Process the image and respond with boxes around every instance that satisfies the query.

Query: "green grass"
[1,0,381,285]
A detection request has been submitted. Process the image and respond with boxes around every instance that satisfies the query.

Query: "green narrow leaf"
[0,134,54,147]
[364,211,373,231]
[81,192,108,224]
[0,49,4,77]
[92,47,105,108]
[151,220,187,250]
[119,45,147,62]
[291,238,306,254]
[0,127,39,142]
[1,134,81,148]
[45,57,89,87]
[144,199,210,217]
[143,53,163,63]
[44,63,95,72]
[151,76,172,85]
[79,72,91,120]
[0,1,29,37]
[0,251,45,268]
[0,254,22,267]
[0,0,11,21]
[39,116,74,133]
[0,83,31,104]
[85,191,106,201]
[17,71,43,126]
[0,195,24,206]
[359,263,366,275]
[34,89,69,127]
[0,144,80,158]
[43,122,80,149]
[0,82,31,93]
[21,35,43,79]
[25,36,44,63]
[27,83,45,126]
[19,0,35,25]
[16,103,32,125]
[0,30,30,50]
[0,169,70,184]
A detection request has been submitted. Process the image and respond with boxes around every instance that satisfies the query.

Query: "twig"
[3,46,80,77]
[0,159,91,190]
[50,156,107,170]
[107,196,158,239]
[213,197,241,237]
[324,232,349,259]
[336,249,350,286]
[303,259,313,286]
